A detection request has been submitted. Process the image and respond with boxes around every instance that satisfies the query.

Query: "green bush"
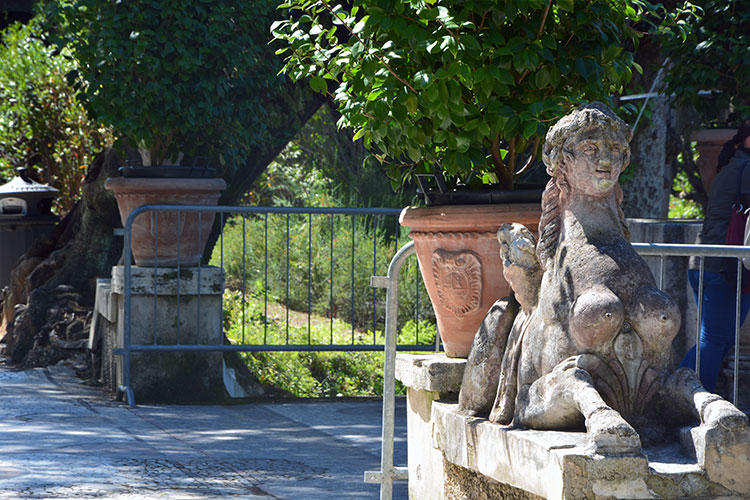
[0,19,114,213]
[272,0,650,189]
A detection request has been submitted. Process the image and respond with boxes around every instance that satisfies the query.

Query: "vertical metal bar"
[242,215,247,344]
[219,211,225,345]
[696,257,705,378]
[328,214,333,344]
[286,213,290,344]
[351,215,356,343]
[659,255,666,291]
[415,259,420,344]
[379,241,414,500]
[123,210,135,406]
[372,215,378,343]
[734,259,742,405]
[176,210,182,345]
[197,211,202,344]
[308,213,312,345]
[264,213,268,344]
[152,211,158,345]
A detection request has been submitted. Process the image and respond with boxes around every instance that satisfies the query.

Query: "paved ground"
[0,359,408,499]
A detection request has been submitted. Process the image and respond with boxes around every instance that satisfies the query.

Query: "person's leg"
[680,270,746,392]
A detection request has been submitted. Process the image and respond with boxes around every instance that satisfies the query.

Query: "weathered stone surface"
[457,298,518,416]
[407,387,447,500]
[395,353,465,393]
[406,353,750,499]
[444,460,544,500]
[432,401,747,500]
[109,266,225,402]
[111,265,225,296]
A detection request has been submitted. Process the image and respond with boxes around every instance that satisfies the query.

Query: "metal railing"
[113,205,438,406]
[369,240,750,500]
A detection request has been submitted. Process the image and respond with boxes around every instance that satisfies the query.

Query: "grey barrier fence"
[369,240,750,500]
[114,205,439,406]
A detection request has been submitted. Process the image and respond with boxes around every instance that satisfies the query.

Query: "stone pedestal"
[397,353,750,500]
[94,265,225,402]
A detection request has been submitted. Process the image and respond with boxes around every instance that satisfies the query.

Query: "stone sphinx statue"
[459,102,749,457]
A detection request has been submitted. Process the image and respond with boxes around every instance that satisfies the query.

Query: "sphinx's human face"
[563,129,629,197]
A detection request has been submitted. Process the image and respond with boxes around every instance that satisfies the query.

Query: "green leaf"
[406,94,418,114]
[558,0,574,12]
[310,76,327,93]
[522,121,537,139]
[455,135,470,153]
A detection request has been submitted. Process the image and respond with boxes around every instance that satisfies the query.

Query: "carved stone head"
[497,223,541,311]
[542,102,632,196]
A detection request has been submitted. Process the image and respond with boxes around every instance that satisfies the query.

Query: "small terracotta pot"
[400,204,541,358]
[105,177,226,267]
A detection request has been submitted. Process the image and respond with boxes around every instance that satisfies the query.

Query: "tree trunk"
[621,93,674,219]
[619,32,677,220]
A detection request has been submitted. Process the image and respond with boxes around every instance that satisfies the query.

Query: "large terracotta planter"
[400,203,541,358]
[105,177,226,267]
[691,128,736,192]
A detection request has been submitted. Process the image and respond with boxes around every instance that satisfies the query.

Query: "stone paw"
[586,407,642,455]
[701,398,749,430]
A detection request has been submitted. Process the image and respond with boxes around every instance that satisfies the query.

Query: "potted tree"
[46,0,279,266]
[273,0,650,356]
[661,0,750,194]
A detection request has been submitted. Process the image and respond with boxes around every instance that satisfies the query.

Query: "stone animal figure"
[459,102,749,456]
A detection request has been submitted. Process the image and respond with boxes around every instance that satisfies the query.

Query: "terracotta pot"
[400,203,541,358]
[105,177,226,267]
[691,128,736,192]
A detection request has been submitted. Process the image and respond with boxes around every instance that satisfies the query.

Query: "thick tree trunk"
[621,93,674,219]
[1,146,127,365]
[620,34,677,219]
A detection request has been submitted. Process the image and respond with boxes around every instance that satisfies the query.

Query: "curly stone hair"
[536,102,632,270]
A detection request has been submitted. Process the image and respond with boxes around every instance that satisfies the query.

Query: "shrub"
[0,19,114,213]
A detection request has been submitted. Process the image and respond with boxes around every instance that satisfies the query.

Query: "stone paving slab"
[0,360,408,499]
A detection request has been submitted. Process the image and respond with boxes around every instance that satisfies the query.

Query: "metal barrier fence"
[370,240,750,500]
[114,205,438,406]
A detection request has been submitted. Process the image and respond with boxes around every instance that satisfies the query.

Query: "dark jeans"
[679,269,750,392]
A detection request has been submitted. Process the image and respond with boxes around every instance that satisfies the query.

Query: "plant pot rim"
[105,176,227,194]
[400,202,541,233]
[118,165,216,179]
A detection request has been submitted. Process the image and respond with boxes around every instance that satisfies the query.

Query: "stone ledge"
[111,265,225,296]
[431,402,746,500]
[395,353,466,393]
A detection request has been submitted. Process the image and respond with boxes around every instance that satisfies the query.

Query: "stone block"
[395,353,465,394]
[430,402,747,500]
[112,265,225,296]
[110,265,226,403]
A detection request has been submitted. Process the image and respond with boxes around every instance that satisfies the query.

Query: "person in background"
[717,118,750,172]
[681,121,750,392]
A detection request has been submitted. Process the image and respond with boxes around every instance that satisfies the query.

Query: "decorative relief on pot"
[432,249,482,317]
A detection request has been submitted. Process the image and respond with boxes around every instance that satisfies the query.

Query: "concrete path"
[0,359,408,499]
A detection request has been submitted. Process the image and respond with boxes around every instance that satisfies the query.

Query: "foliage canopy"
[46,0,286,167]
[0,19,114,213]
[273,0,650,190]
[661,0,750,126]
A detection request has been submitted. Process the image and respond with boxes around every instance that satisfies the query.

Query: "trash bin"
[0,168,60,290]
